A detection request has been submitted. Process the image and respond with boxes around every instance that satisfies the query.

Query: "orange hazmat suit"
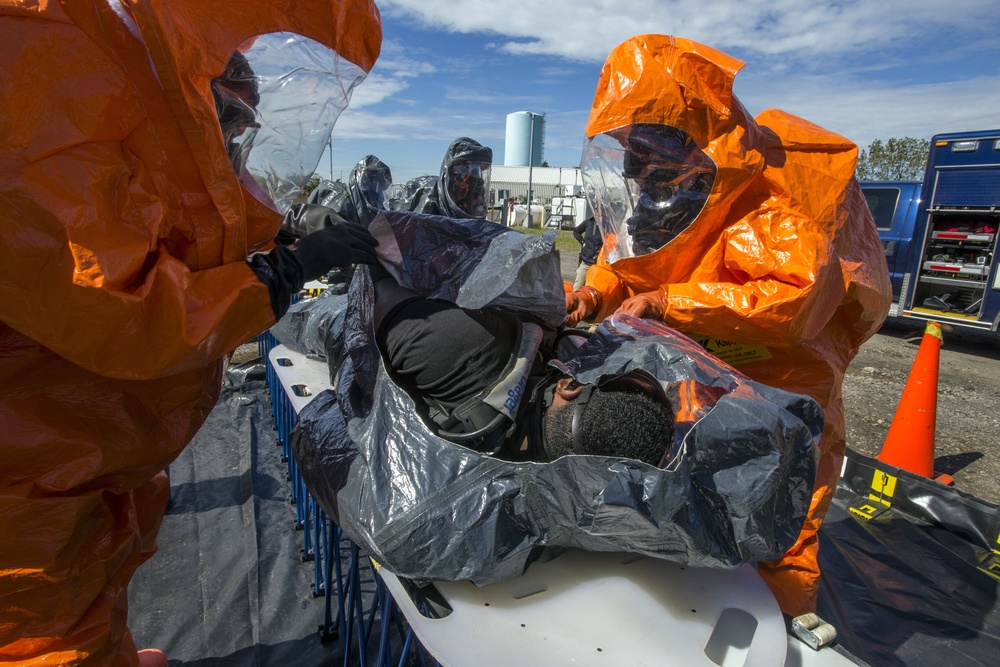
[0,1,380,665]
[575,35,892,615]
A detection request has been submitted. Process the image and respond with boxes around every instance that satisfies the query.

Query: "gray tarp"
[283,211,820,585]
[270,288,349,362]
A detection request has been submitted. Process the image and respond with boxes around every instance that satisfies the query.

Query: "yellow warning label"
[979,555,1000,582]
[868,469,897,505]
[849,503,889,520]
[849,469,899,520]
[688,335,772,365]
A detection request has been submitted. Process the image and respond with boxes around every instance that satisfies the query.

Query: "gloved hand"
[280,203,358,241]
[616,290,664,320]
[290,215,378,282]
[565,286,601,326]
[248,207,378,319]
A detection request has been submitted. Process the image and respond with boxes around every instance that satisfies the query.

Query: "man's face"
[360,170,391,211]
[211,58,261,174]
[582,123,717,260]
[446,161,488,217]
[541,401,576,461]
[621,129,715,251]
[541,378,586,461]
[624,148,710,203]
[541,372,670,463]
[213,88,260,171]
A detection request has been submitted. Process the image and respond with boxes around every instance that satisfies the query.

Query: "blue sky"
[323,0,1000,184]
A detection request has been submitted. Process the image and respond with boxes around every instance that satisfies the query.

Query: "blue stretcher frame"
[259,330,435,667]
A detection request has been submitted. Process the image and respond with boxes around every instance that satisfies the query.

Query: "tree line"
[856,137,929,181]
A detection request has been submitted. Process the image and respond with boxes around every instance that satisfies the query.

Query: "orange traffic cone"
[877,321,953,485]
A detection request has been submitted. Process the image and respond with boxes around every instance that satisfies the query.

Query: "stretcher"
[266,341,856,666]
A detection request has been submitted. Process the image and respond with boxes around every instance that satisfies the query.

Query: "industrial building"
[496,111,574,199]
[490,165,582,204]
[490,165,589,228]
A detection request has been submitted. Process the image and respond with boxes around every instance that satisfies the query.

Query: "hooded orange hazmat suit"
[574,35,892,616]
[0,2,380,665]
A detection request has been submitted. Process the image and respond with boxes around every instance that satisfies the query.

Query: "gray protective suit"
[387,137,492,218]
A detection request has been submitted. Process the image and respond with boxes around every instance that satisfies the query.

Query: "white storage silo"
[504,111,545,166]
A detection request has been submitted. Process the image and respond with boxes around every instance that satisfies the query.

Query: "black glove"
[276,203,361,244]
[292,211,377,277]
[249,206,378,319]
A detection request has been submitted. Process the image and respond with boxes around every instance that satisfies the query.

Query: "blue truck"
[861,129,1000,331]
[861,180,923,313]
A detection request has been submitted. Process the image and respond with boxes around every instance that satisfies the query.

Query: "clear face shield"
[359,169,392,215]
[212,52,261,178]
[211,32,368,213]
[581,124,717,262]
[445,161,491,218]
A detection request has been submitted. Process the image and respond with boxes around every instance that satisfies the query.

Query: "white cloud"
[372,39,439,77]
[335,1,1000,181]
[379,0,997,65]
[335,109,436,140]
[347,74,410,108]
[538,67,576,77]
[443,85,505,104]
[442,86,557,111]
[736,72,1000,148]
[336,107,504,143]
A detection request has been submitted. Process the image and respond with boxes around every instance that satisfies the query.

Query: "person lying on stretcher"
[371,265,677,465]
[287,212,822,582]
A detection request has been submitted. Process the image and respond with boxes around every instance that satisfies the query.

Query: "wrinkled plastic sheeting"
[308,179,348,208]
[271,210,564,352]
[369,211,566,327]
[224,359,267,386]
[270,289,350,359]
[817,450,1000,667]
[290,216,821,584]
[387,174,438,213]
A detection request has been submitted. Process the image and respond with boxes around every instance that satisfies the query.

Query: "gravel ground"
[231,341,262,365]
[844,317,1000,505]
[243,246,1000,506]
